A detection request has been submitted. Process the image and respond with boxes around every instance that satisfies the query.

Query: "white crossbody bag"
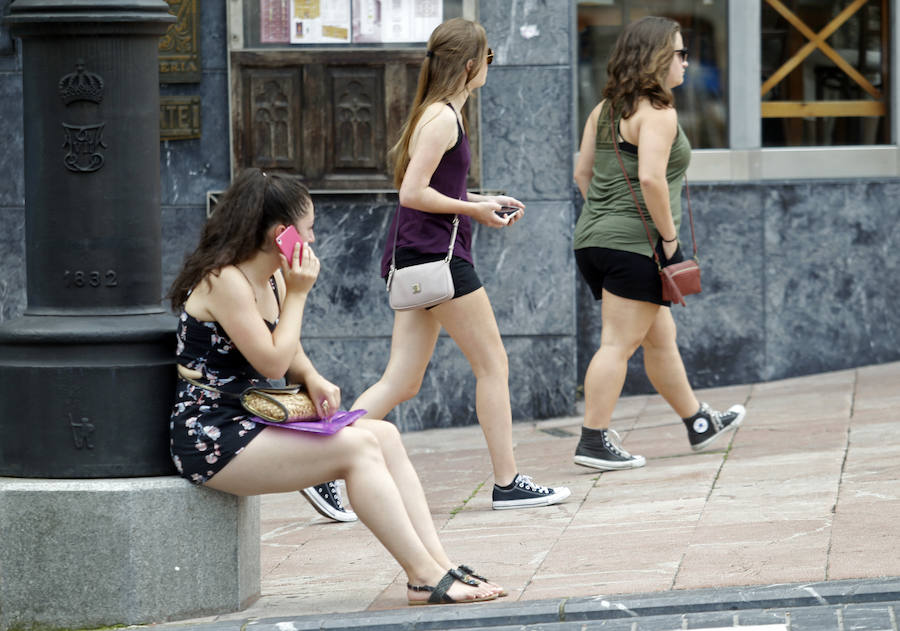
[385,211,458,310]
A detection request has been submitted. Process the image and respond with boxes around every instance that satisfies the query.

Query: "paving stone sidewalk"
[165,361,900,629]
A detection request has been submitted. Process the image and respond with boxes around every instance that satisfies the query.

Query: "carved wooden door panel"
[231,49,480,190]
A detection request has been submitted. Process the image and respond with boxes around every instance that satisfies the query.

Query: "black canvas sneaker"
[300,481,358,522]
[491,473,571,510]
[683,402,746,451]
[573,427,646,470]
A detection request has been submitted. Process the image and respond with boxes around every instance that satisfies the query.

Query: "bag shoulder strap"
[607,107,698,266]
[178,373,300,398]
[388,208,459,286]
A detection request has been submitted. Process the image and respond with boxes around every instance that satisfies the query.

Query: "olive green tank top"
[573,100,691,259]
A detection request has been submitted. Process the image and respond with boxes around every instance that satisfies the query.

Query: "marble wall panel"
[159,70,231,205]
[0,46,17,71]
[0,72,23,207]
[505,334,577,419]
[763,180,900,381]
[160,205,209,298]
[303,196,397,338]
[0,206,25,323]
[673,183,766,388]
[480,67,572,201]
[301,333,575,432]
[480,0,571,66]
[198,0,227,72]
[471,201,576,335]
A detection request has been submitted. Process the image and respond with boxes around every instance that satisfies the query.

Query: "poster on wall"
[260,0,290,44]
[290,0,351,44]
[258,0,442,45]
[352,0,442,43]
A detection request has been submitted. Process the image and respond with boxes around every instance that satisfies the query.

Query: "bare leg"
[582,290,659,430]
[353,418,504,595]
[641,307,700,418]
[204,424,494,604]
[431,289,516,486]
[353,418,453,565]
[351,309,440,419]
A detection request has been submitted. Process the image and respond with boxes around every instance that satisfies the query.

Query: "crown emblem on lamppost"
[58,61,104,105]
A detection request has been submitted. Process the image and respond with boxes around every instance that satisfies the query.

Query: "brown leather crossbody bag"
[609,108,701,307]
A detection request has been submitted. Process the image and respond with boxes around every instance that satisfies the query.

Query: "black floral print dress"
[169,280,281,484]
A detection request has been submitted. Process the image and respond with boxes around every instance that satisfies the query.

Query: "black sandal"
[407,570,498,605]
[458,564,508,597]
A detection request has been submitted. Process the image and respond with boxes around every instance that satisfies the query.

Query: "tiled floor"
[186,361,900,623]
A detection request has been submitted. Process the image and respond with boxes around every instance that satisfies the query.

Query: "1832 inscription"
[64,270,119,288]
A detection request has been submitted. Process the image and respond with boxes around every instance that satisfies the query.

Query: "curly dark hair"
[167,168,312,311]
[602,16,682,120]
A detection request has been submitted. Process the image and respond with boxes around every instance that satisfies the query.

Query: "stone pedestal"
[0,477,260,631]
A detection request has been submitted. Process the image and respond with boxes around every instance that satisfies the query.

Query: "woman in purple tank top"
[350,18,570,511]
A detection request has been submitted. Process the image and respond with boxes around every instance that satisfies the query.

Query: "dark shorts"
[390,248,482,306]
[575,246,670,306]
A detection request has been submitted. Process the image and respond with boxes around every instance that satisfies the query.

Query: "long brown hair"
[389,18,488,188]
[602,16,681,119]
[168,168,312,310]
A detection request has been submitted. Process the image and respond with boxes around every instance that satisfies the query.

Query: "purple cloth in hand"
[253,409,367,435]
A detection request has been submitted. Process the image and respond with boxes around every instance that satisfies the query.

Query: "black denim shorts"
[575,243,682,307]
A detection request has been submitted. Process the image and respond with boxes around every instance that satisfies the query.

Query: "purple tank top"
[380,105,473,277]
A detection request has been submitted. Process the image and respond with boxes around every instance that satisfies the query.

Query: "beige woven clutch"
[240,387,318,423]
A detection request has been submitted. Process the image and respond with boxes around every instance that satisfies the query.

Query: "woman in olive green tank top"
[570,17,746,471]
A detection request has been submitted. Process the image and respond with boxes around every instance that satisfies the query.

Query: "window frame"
[572,0,900,182]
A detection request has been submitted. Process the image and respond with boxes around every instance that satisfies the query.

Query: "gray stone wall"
[159,0,231,293]
[1,1,898,431]
[0,18,24,323]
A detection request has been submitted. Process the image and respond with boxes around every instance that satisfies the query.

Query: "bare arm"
[573,101,603,199]
[202,246,318,380]
[399,104,509,228]
[635,105,679,257]
[286,342,341,418]
[246,262,341,418]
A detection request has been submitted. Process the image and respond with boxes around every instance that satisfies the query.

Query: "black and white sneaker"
[573,427,646,470]
[491,473,571,510]
[683,402,746,452]
[300,481,358,522]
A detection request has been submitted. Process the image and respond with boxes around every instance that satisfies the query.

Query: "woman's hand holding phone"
[491,196,525,226]
[276,227,318,295]
[276,225,304,264]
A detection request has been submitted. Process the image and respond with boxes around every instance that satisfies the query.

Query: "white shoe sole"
[573,454,647,470]
[492,486,571,510]
[691,404,746,452]
[300,487,359,522]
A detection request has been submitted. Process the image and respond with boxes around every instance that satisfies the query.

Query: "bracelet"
[662,235,678,243]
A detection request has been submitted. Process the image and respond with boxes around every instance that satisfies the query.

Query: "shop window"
[761,0,890,146]
[577,0,729,149]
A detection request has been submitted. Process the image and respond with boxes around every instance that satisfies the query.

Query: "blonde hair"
[389,18,488,188]
[602,16,681,119]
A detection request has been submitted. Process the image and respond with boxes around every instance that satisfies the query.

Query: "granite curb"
[153,577,900,631]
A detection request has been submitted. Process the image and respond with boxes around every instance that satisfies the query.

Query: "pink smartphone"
[275,225,304,264]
